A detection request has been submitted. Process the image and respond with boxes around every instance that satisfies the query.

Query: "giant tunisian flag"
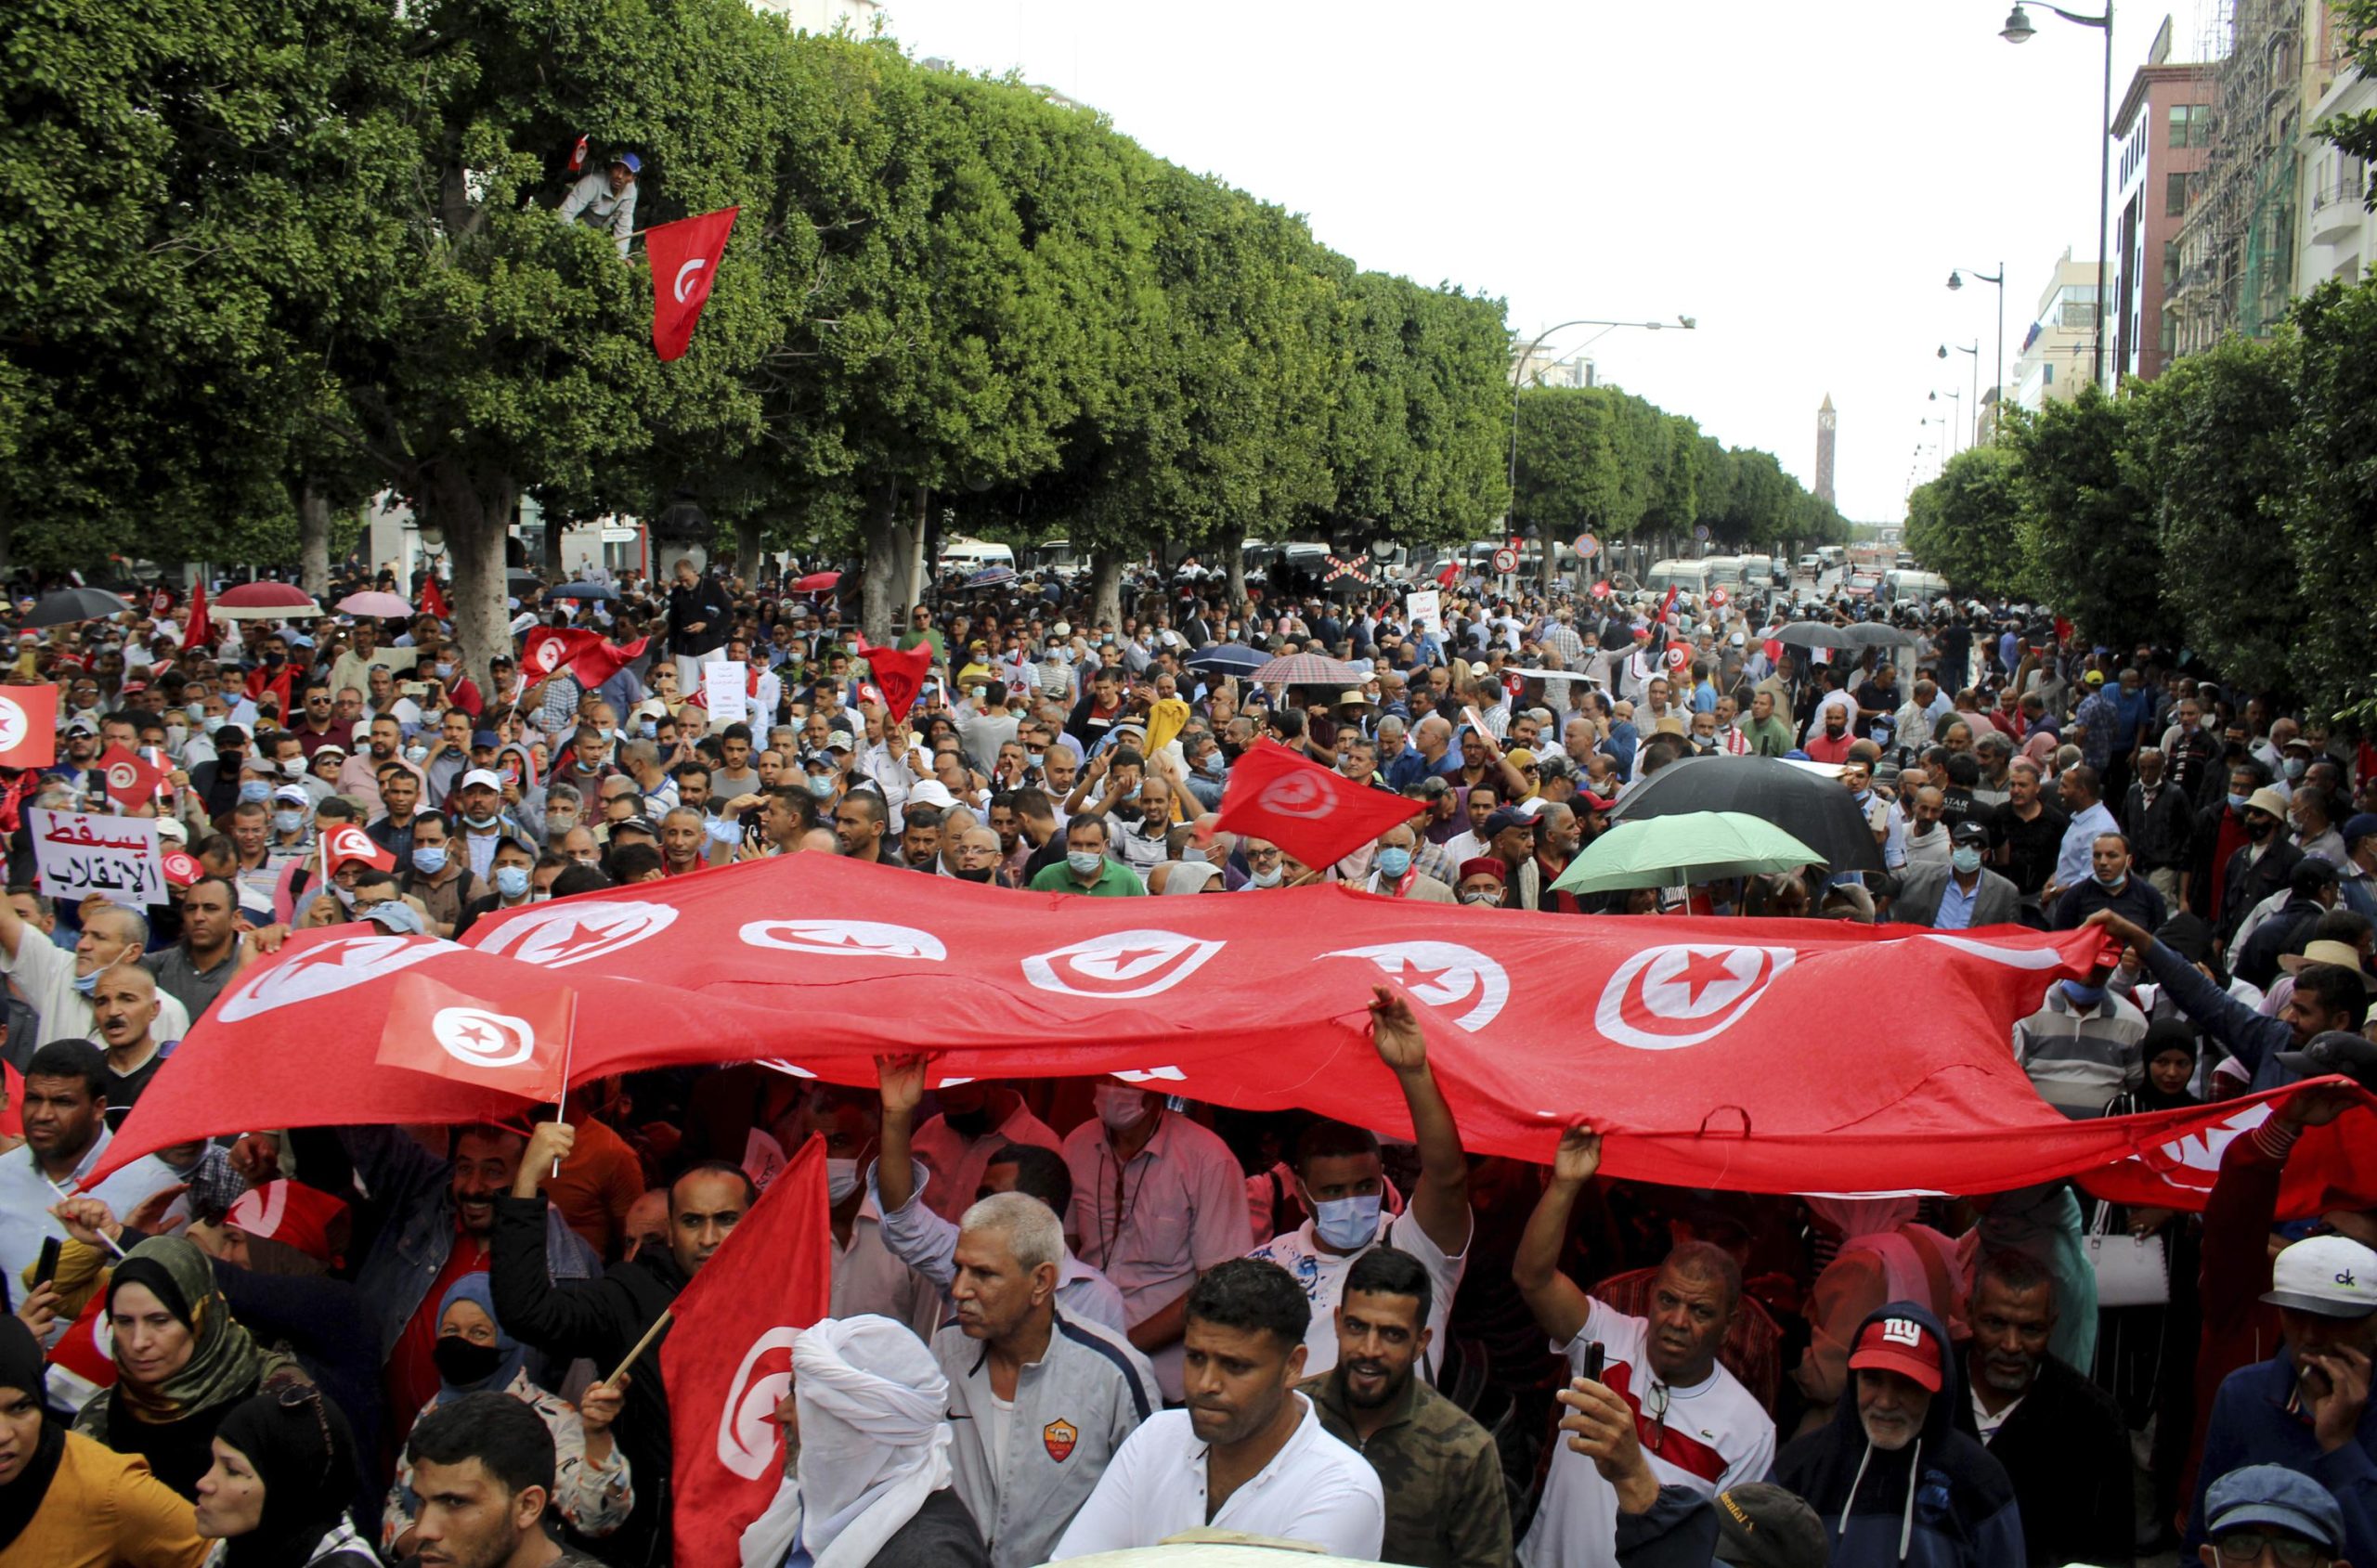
[1216,740,1422,872]
[662,1138,831,1568]
[647,206,739,362]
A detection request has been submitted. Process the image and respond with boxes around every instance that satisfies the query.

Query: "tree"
[2284,279,2377,723]
[2320,3,2377,171]
[2006,388,2163,650]
[1904,446,2025,598]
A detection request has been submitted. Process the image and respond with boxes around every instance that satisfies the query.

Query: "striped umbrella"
[1251,653,1364,687]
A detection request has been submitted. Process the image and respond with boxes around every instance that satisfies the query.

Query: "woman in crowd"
[192,1385,375,1567]
[73,1236,306,1500]
[382,1275,631,1555]
[0,1315,206,1567]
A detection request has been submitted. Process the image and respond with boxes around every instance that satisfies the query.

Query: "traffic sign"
[1576,533,1601,559]
[1693,524,1711,542]
[1490,547,1520,574]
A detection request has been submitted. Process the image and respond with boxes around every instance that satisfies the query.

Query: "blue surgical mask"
[1250,864,1282,888]
[71,969,101,996]
[461,810,498,829]
[412,845,448,875]
[2228,792,2251,810]
[1026,752,1046,771]
[2094,870,2124,890]
[1375,846,1413,879]
[2062,979,2107,1007]
[405,745,428,765]
[1312,1193,1383,1251]
[640,719,657,740]
[239,781,272,805]
[2283,757,2307,781]
[1067,850,1105,878]
[185,703,206,724]
[1951,846,1983,875]
[271,809,305,835]
[807,774,835,799]
[1201,753,1225,776]
[494,864,530,900]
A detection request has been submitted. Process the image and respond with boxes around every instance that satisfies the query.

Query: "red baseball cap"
[1849,1314,1942,1393]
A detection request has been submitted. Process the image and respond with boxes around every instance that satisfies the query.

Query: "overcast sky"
[877,0,2225,526]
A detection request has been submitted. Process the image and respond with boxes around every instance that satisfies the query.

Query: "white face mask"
[824,1157,860,1203]
[1094,1084,1150,1133]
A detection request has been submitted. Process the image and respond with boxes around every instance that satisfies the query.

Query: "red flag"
[321,820,396,875]
[2083,1085,2377,1216]
[1664,643,1691,674]
[1590,580,1612,602]
[520,627,602,683]
[646,206,740,362]
[663,1138,832,1565]
[1215,740,1422,872]
[185,580,214,651]
[45,1286,117,1392]
[419,576,450,620]
[244,665,293,720]
[0,686,58,770]
[566,134,590,175]
[97,744,165,809]
[1435,562,1460,590]
[1708,587,1730,610]
[375,971,575,1100]
[161,846,203,888]
[571,635,649,689]
[1656,585,1679,625]
[851,636,931,724]
[0,1062,18,1139]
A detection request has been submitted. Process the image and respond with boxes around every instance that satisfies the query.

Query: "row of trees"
[1512,384,1850,556]
[1902,279,2377,721]
[5,0,1531,662]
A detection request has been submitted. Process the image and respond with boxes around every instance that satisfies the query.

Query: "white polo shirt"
[1518,1297,1775,1568]
[1050,1394,1383,1561]
[1248,1202,1468,1379]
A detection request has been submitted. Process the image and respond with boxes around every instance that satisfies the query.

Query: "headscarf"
[430,1275,528,1401]
[212,1386,357,1568]
[792,1315,953,1568]
[0,1316,66,1554]
[105,1236,265,1426]
[1159,860,1221,896]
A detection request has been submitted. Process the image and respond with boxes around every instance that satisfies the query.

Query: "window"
[2161,308,2177,355]
[2166,171,2191,216]
[2168,103,2209,148]
[2163,241,2180,291]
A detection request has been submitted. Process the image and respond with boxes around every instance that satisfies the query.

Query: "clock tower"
[1815,395,1838,507]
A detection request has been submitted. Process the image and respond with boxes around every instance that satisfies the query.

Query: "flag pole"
[605,1308,672,1386]
[551,997,578,1179]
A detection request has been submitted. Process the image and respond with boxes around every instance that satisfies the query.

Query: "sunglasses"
[2214,1531,2330,1566]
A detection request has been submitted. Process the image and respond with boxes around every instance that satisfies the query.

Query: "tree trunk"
[860,478,908,647]
[297,479,331,599]
[904,486,929,608]
[734,517,762,587]
[432,463,516,697]
[1226,549,1246,614]
[540,507,567,582]
[1090,548,1124,630]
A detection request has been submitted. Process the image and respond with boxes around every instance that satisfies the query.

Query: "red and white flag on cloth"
[663,1138,832,1565]
[96,745,165,809]
[851,636,930,724]
[375,972,575,1100]
[572,636,648,689]
[1215,740,1422,873]
[185,579,214,652]
[321,820,394,875]
[0,685,58,771]
[647,206,740,362]
[521,627,601,682]
[419,576,450,620]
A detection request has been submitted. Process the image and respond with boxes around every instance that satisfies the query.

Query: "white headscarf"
[792,1315,953,1568]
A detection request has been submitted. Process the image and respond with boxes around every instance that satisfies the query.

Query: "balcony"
[2309,178,2371,245]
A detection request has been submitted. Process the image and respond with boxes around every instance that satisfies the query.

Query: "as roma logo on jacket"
[1043,1419,1078,1463]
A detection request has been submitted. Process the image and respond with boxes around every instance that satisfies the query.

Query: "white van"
[1882,569,1951,604]
[1644,559,1712,597]
[1701,555,1745,587]
[938,538,1016,575]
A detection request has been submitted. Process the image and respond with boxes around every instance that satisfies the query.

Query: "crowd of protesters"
[0,544,2371,1568]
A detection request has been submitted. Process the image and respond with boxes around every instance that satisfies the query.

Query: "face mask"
[330,882,357,909]
[1951,846,1983,875]
[272,809,305,835]
[1067,850,1106,878]
[71,967,102,996]
[262,651,285,667]
[2248,815,2276,839]
[825,1157,860,1203]
[1025,752,1046,771]
[952,864,996,883]
[2228,792,2251,811]
[1852,789,1872,807]
[413,845,448,875]
[807,774,835,799]
[494,865,530,900]
[547,810,578,833]
[640,719,657,740]
[1094,1083,1150,1132]
[404,744,429,765]
[461,809,498,830]
[2284,758,2307,781]
[185,703,206,724]
[1312,1192,1383,1251]
[2094,869,2124,890]
[1375,847,1412,879]
[1249,864,1282,888]
[1459,888,1500,907]
[1201,753,1225,777]
[2061,979,2107,1007]
[431,1335,506,1390]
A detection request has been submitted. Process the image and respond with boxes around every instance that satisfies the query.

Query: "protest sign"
[703,661,748,725]
[30,808,164,906]
[1405,589,1441,634]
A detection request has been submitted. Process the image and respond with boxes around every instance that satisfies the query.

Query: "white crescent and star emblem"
[739,919,947,962]
[718,1328,801,1480]
[673,257,707,304]
[105,759,140,792]
[1255,771,1333,820]
[1020,928,1225,999]
[1323,940,1511,1031]
[0,697,24,753]
[431,1005,539,1070]
[473,900,678,967]
[1593,943,1795,1051]
[217,933,455,1023]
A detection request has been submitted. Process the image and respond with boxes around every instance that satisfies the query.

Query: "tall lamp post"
[1928,388,1965,458]
[1939,342,1980,431]
[1947,264,2006,437]
[2001,2,2114,389]
[1509,316,1697,573]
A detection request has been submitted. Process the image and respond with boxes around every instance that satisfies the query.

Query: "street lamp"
[1928,388,1965,457]
[1947,265,2007,438]
[2000,1,2114,388]
[1939,342,1980,431]
[1508,315,1697,553]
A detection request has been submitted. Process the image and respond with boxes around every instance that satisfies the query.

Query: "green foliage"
[2285,280,2377,725]
[2321,2,2377,172]
[2005,389,2162,650]
[1905,445,2025,598]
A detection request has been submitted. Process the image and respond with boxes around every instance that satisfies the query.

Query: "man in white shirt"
[1513,1126,1776,1567]
[1250,987,1471,1379]
[0,896,191,1046]
[1052,1257,1385,1560]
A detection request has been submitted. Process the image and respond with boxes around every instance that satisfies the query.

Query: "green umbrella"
[1551,810,1825,895]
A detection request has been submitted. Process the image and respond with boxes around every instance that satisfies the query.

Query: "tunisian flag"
[0,685,59,770]
[662,1138,831,1567]
[572,635,648,689]
[520,626,602,683]
[184,579,214,652]
[2083,1090,2377,1217]
[647,206,739,362]
[1216,740,1422,871]
[96,745,165,809]
[321,820,395,875]
[419,576,450,620]
[374,971,576,1100]
[851,636,930,724]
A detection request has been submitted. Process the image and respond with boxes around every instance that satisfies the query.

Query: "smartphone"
[32,1237,62,1289]
[1578,1341,1606,1384]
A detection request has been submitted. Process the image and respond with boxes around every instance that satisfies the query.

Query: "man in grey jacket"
[935,1190,1157,1568]
[1891,821,2021,928]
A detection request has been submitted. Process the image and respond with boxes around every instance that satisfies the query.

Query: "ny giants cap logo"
[1323,941,1510,1031]
[474,901,678,967]
[216,933,454,1022]
[717,1328,801,1481]
[738,919,946,962]
[1020,928,1225,999]
[1592,944,1795,1051]
[432,1006,538,1069]
[1255,771,1334,820]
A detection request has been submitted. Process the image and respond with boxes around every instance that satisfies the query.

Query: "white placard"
[30,808,164,907]
[1405,590,1441,635]
[704,660,749,725]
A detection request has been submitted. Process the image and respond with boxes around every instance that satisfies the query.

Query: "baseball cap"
[2261,1234,2377,1316]
[2203,1463,2346,1551]
[63,719,97,737]
[470,729,500,749]
[361,901,425,935]
[2345,812,2377,849]
[1481,807,1533,839]
[1848,1312,1943,1393]
[460,767,503,792]
[1711,1482,1829,1568]
[2276,1029,2377,1088]
[610,151,642,174]
[2083,669,2105,685]
[270,784,309,807]
[905,780,957,810]
[1950,820,1991,848]
[824,732,853,753]
[1577,790,1617,813]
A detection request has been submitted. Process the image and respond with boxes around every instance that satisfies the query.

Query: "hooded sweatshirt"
[1772,1302,2025,1568]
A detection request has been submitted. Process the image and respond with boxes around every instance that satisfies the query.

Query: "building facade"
[2110,58,2215,382]
[2297,7,2372,294]
[2008,251,2101,410]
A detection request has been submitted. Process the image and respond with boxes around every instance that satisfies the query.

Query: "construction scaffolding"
[2170,0,2308,352]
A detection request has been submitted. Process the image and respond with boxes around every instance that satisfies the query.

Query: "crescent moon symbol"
[673,257,707,304]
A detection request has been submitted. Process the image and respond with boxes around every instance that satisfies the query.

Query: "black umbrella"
[22,588,131,628]
[506,569,543,590]
[1841,622,1917,648]
[549,580,618,602]
[1608,754,1884,874]
[1771,620,1860,652]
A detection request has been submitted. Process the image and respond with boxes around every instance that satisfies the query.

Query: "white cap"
[1053,622,1071,638]
[271,784,309,806]
[2263,1235,2377,1317]
[905,780,957,810]
[155,816,188,843]
[460,767,504,792]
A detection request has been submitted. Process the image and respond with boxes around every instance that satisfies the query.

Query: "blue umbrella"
[1187,643,1266,677]
[549,580,619,601]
